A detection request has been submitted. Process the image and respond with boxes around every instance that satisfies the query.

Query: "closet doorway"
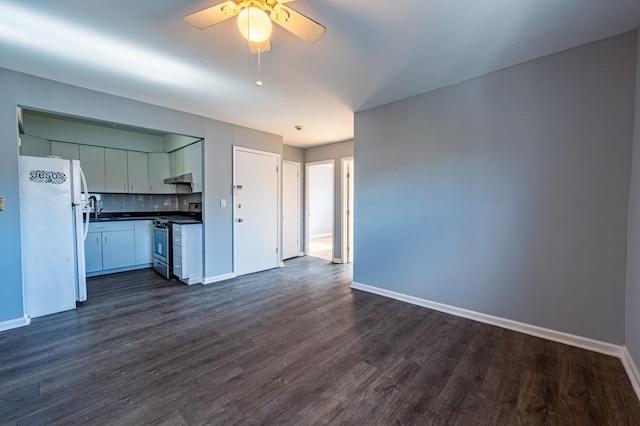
[305,160,334,261]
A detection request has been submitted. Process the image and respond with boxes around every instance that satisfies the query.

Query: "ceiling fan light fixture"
[237,7,273,44]
[271,8,290,24]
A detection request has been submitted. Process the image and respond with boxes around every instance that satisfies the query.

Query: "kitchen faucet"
[87,196,102,218]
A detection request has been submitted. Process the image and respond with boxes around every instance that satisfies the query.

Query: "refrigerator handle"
[79,166,90,241]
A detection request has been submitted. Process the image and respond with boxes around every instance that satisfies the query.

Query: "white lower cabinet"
[85,220,152,276]
[85,232,104,273]
[172,223,202,284]
[102,230,136,270]
[134,220,153,265]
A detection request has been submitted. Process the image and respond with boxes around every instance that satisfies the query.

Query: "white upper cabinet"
[106,148,150,193]
[79,145,106,193]
[169,148,185,177]
[105,148,129,193]
[51,141,80,160]
[148,153,172,194]
[184,141,203,193]
[127,151,149,193]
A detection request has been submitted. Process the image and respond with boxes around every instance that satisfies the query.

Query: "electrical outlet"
[0,197,4,211]
[220,198,226,208]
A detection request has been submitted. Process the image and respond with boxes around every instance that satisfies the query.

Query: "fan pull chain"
[256,46,263,86]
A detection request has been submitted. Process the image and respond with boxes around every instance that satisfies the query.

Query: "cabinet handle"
[130,183,133,191]
[104,236,108,243]
[150,185,153,191]
[96,236,99,243]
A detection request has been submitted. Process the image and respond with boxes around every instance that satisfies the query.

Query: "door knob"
[237,218,244,223]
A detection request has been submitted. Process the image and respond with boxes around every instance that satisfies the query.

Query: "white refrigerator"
[19,155,89,318]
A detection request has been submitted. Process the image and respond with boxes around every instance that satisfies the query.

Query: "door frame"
[305,159,335,261]
[341,157,354,264]
[283,160,302,258]
[232,146,282,275]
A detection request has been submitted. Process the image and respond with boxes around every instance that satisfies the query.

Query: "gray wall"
[305,140,354,261]
[0,67,282,324]
[626,31,640,368]
[283,144,304,163]
[354,32,636,344]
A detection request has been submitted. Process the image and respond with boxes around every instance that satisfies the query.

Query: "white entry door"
[283,161,301,260]
[234,147,280,275]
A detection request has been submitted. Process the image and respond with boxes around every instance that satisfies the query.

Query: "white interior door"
[283,161,301,260]
[234,148,280,275]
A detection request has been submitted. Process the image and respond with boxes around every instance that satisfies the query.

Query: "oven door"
[153,225,169,263]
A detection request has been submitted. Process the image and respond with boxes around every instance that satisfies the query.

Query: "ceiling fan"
[183,0,326,54]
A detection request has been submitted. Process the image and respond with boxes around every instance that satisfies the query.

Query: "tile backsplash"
[90,193,202,213]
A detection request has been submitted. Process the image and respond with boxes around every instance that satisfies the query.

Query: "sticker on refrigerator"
[29,170,67,184]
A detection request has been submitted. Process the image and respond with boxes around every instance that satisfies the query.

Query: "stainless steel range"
[152,203,202,279]
[152,220,172,279]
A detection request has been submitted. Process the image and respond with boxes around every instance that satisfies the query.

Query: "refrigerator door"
[71,160,87,302]
[19,156,77,318]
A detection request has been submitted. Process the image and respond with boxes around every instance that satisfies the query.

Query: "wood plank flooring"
[1,256,639,425]
[309,236,333,261]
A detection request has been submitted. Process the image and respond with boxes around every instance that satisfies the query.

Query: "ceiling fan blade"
[249,40,272,54]
[183,1,240,29]
[270,4,326,44]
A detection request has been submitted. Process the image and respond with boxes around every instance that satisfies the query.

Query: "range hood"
[164,173,193,185]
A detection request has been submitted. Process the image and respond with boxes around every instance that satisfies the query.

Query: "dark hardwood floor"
[1,256,639,425]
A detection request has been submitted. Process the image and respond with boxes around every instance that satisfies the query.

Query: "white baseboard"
[180,276,202,285]
[202,273,236,285]
[622,347,640,400]
[350,282,624,358]
[0,316,30,333]
[332,258,344,264]
[299,251,305,257]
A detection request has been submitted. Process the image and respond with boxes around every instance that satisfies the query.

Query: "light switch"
[220,198,226,208]
[0,197,4,211]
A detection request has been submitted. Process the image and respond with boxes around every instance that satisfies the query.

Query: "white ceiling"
[1,1,640,147]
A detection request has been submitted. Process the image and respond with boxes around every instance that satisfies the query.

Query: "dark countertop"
[170,219,203,225]
[88,211,202,223]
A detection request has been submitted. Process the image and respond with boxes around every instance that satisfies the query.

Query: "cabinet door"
[148,153,172,193]
[184,141,203,193]
[169,149,185,176]
[20,135,51,157]
[105,148,128,193]
[79,145,106,192]
[84,232,103,273]
[102,230,136,270]
[127,151,149,193]
[134,220,153,265]
[51,141,80,160]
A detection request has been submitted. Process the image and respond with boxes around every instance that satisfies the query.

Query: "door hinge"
[276,247,279,253]
[276,166,279,173]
